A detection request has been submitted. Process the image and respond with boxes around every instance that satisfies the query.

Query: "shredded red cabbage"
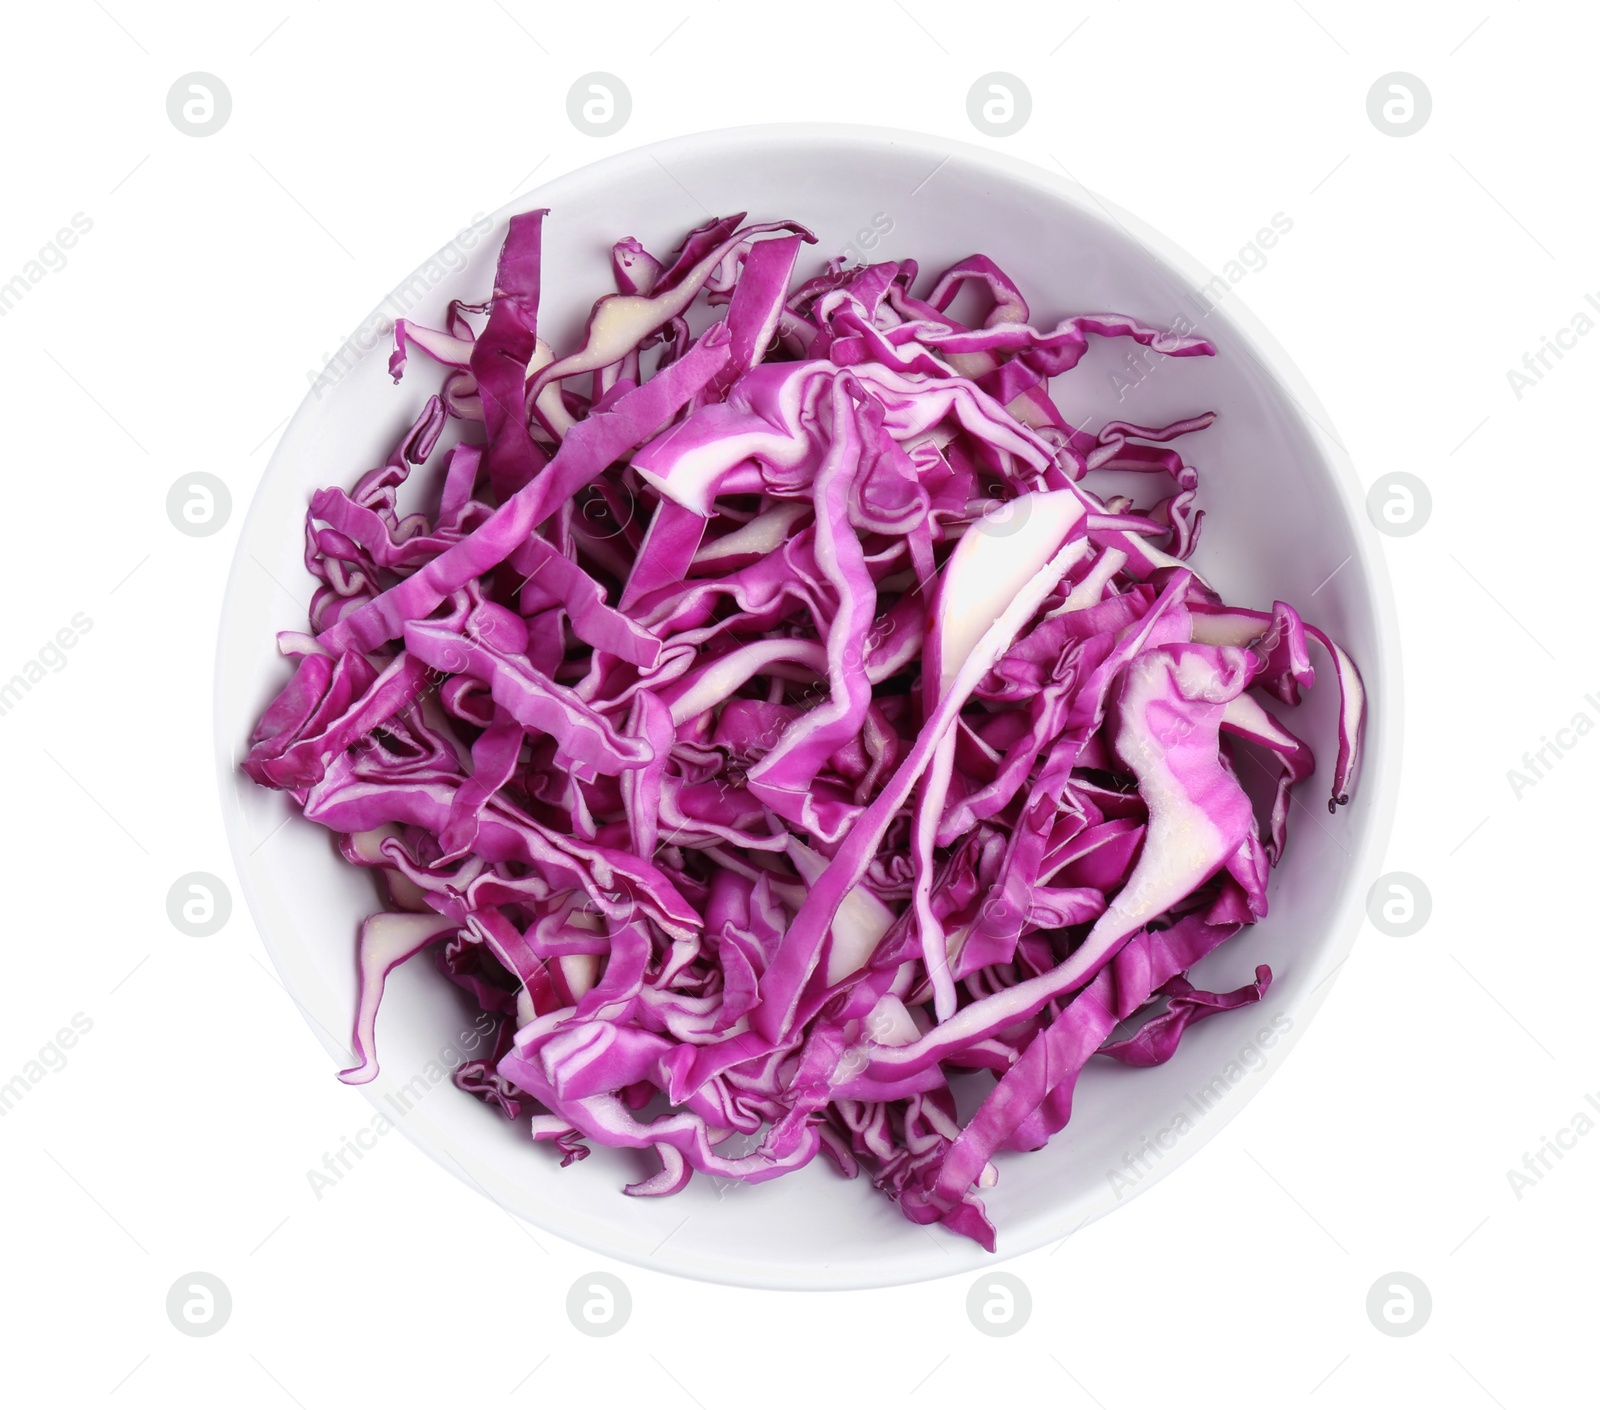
[245,209,1364,1249]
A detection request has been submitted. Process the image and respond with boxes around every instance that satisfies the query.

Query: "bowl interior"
[216,124,1395,1290]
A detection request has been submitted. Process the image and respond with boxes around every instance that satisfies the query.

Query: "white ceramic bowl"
[216,123,1398,1290]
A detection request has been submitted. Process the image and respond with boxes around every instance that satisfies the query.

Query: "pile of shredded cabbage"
[245,210,1363,1248]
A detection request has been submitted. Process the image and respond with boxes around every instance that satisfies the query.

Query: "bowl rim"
[215,119,1401,1290]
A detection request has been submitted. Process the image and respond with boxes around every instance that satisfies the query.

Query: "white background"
[1,0,1592,1404]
